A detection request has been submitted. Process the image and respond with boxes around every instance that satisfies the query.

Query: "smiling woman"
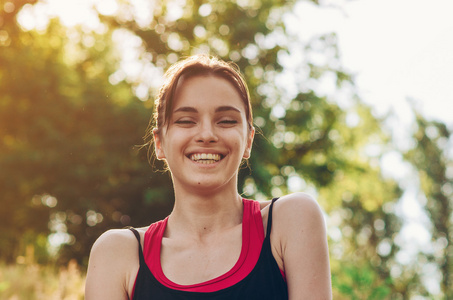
[85,54,332,299]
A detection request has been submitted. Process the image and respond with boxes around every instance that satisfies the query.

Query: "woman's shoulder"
[268,193,332,298]
[88,228,141,275]
[91,226,151,256]
[92,228,138,252]
[274,192,321,213]
[258,192,326,244]
[86,227,149,299]
[95,228,136,242]
[272,193,325,233]
[259,192,322,218]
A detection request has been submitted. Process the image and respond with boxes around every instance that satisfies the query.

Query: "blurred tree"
[0,0,173,264]
[0,0,52,263]
[331,263,392,300]
[404,112,452,298]
[0,0,415,296]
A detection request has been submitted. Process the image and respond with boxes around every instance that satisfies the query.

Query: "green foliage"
[0,0,174,264]
[404,111,453,298]
[332,264,392,300]
[0,0,422,296]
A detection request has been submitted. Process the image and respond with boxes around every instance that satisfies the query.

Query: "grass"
[0,260,85,300]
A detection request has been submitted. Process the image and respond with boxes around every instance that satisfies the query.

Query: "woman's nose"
[196,122,218,143]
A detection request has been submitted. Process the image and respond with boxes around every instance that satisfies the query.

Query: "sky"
[296,0,453,127]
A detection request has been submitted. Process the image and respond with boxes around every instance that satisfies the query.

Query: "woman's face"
[154,75,254,193]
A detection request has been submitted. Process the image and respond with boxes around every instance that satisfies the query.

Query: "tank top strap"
[128,227,145,265]
[266,197,280,237]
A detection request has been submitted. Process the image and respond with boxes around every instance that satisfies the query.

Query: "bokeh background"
[0,0,452,299]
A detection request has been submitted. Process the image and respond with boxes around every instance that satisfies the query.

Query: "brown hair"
[144,54,253,157]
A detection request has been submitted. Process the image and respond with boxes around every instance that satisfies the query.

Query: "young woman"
[85,55,332,299]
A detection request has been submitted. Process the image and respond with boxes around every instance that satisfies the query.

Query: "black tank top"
[129,198,288,299]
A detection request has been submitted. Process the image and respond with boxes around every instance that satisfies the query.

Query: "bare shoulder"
[271,193,332,299]
[94,228,138,248]
[85,228,141,300]
[273,192,324,223]
[89,228,141,264]
[271,192,327,254]
[259,193,324,231]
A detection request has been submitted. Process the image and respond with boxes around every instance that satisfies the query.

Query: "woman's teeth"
[190,153,222,164]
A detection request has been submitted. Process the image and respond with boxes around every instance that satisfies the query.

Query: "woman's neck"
[167,189,243,239]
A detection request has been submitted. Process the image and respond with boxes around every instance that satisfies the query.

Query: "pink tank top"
[142,199,266,292]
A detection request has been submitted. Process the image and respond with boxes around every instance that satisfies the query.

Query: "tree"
[404,111,452,298]
[0,0,174,264]
[0,1,413,296]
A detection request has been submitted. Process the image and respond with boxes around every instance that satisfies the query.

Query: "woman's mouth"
[189,153,223,164]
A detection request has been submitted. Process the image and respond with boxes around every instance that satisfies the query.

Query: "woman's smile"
[188,153,224,164]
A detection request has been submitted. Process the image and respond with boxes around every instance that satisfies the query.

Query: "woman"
[85,54,332,299]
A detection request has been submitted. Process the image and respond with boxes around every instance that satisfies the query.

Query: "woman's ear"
[243,127,255,159]
[153,128,166,160]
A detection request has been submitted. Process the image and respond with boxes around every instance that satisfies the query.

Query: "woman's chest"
[160,227,242,285]
[159,226,242,285]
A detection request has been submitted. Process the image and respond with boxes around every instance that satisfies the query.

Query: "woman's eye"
[175,120,195,125]
[219,120,237,125]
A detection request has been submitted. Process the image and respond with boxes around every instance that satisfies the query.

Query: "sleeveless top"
[129,198,288,299]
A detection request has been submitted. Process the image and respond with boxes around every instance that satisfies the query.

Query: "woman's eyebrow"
[173,106,241,113]
[215,106,241,113]
[173,106,197,113]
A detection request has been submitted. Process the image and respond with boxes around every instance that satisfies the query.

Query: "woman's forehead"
[172,75,244,109]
